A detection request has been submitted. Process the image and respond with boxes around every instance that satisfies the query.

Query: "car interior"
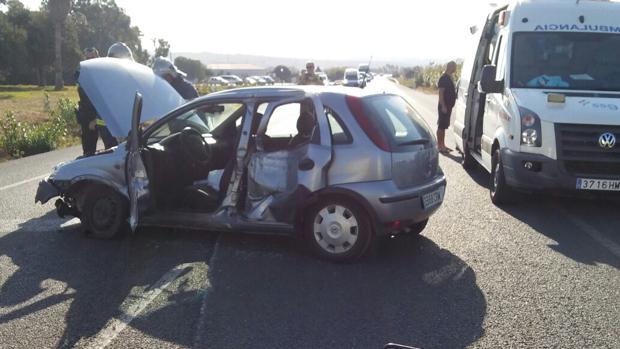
[140,98,318,217]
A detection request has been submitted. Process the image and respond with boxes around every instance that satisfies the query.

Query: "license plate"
[576,178,620,191]
[422,187,444,209]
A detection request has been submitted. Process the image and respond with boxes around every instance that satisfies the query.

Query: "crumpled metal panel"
[247,150,298,199]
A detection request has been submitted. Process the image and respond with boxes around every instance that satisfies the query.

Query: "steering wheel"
[179,127,211,168]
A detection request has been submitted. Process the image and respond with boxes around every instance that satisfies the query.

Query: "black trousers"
[81,124,98,156]
[98,125,118,149]
[80,124,118,156]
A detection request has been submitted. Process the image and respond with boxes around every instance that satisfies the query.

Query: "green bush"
[0,96,78,158]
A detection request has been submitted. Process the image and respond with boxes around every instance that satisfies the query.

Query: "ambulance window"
[495,35,506,80]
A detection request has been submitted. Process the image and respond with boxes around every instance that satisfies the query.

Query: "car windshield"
[345,72,358,79]
[147,103,244,144]
[511,32,620,91]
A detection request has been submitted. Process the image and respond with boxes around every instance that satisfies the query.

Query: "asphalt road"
[0,79,618,349]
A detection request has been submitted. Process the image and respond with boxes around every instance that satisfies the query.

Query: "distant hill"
[173,51,432,71]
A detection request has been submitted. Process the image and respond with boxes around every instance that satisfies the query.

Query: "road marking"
[86,263,194,349]
[0,174,48,192]
[193,234,222,348]
[559,208,620,260]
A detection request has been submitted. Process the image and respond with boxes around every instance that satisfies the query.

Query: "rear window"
[345,72,358,80]
[359,95,432,151]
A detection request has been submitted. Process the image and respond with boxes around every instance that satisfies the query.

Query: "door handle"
[298,158,315,171]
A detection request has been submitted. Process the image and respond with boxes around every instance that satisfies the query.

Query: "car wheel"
[304,198,372,263]
[490,148,516,205]
[81,185,128,239]
[462,142,476,170]
[407,219,428,235]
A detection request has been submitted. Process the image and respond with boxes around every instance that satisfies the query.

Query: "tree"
[154,38,170,58]
[72,0,150,64]
[48,0,71,90]
[174,56,206,82]
[273,65,292,82]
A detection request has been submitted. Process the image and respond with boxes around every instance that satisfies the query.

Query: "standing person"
[152,56,199,100]
[437,61,457,154]
[298,61,323,85]
[75,47,100,156]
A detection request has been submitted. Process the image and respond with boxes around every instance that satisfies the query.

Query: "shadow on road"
[440,150,464,165]
[498,195,620,270]
[0,211,216,348]
[180,233,488,349]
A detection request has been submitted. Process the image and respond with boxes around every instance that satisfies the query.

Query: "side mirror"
[478,65,503,94]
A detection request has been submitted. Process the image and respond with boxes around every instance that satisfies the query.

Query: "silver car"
[36,59,446,262]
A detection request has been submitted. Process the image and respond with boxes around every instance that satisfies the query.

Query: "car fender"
[66,174,128,199]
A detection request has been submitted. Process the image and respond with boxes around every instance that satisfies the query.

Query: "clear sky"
[19,0,497,61]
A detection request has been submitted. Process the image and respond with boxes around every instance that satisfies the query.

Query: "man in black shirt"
[437,61,457,153]
[152,57,199,100]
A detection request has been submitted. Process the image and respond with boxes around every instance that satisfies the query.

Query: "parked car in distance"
[262,76,275,85]
[221,75,243,85]
[244,76,257,85]
[208,76,232,86]
[318,72,329,86]
[35,58,446,262]
[343,68,361,87]
[250,76,267,85]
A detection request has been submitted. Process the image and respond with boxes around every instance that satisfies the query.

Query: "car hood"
[511,89,620,125]
[78,58,185,137]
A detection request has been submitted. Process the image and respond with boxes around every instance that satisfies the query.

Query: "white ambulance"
[453,0,620,204]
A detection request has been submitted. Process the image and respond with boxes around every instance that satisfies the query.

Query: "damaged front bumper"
[35,178,60,204]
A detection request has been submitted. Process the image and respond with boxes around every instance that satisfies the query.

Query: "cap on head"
[152,56,186,79]
[83,47,99,60]
[107,42,134,60]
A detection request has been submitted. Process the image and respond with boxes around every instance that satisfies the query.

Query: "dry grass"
[0,85,78,124]
[0,86,79,162]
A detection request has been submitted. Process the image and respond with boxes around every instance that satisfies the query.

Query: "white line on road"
[0,174,48,192]
[86,263,194,349]
[559,208,620,260]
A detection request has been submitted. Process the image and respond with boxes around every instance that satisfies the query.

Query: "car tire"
[462,142,476,170]
[407,219,428,235]
[81,185,128,239]
[304,198,373,263]
[490,148,516,205]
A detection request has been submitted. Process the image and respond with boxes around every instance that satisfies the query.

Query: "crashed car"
[36,58,446,262]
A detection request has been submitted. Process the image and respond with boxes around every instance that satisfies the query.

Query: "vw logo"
[598,132,616,149]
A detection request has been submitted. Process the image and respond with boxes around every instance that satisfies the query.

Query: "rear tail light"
[346,95,390,151]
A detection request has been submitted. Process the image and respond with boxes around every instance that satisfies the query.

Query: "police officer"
[152,56,199,100]
[298,61,323,86]
[76,47,100,156]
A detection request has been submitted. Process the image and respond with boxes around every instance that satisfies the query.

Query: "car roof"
[199,85,386,101]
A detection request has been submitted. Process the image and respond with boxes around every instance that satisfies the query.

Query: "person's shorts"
[437,105,453,130]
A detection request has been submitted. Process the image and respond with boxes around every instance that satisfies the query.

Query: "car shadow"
[152,233,487,349]
[497,194,620,270]
[0,211,217,349]
[464,164,490,189]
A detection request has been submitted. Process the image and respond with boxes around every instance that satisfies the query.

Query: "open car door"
[246,96,332,223]
[126,92,150,231]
